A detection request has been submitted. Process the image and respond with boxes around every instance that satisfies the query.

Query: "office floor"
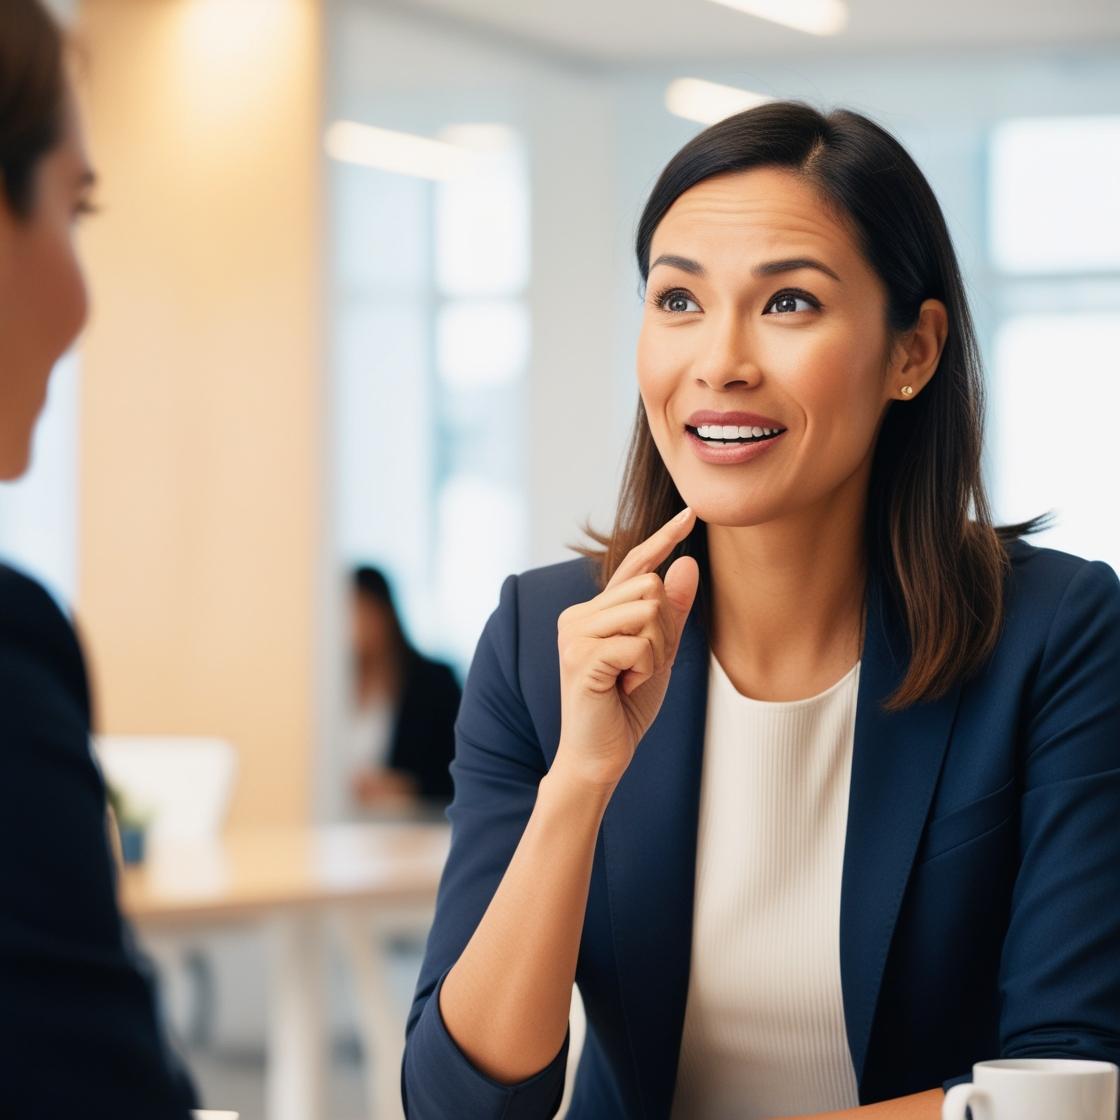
[185,1037,372,1120]
[179,938,426,1120]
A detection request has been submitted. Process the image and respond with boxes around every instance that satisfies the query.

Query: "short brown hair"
[0,0,65,217]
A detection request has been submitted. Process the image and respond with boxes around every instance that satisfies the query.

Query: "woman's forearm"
[438,752,613,1084]
[770,1088,944,1120]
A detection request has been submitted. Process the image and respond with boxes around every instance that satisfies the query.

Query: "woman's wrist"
[540,749,618,822]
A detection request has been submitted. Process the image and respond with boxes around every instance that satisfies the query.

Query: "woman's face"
[352,593,398,701]
[637,166,907,529]
[0,78,93,480]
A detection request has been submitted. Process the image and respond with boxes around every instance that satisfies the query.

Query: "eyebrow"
[649,253,842,284]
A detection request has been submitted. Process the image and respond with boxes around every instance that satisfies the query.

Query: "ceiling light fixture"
[324,120,476,180]
[665,78,772,125]
[706,0,848,36]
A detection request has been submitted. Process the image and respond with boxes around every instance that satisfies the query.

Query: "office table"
[119,820,451,1120]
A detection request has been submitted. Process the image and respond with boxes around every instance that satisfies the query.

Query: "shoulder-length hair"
[568,100,1052,713]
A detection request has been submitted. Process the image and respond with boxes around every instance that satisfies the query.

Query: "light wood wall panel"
[75,0,324,829]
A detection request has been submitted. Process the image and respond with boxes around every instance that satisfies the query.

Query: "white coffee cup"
[942,1058,1118,1120]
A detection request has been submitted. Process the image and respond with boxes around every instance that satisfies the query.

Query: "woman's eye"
[764,292,817,315]
[659,290,700,313]
[72,199,100,223]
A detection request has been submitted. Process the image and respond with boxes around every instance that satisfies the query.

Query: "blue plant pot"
[119,825,146,864]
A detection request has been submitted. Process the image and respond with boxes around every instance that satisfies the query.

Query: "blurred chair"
[92,734,238,1047]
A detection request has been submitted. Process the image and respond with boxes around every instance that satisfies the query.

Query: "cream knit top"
[669,651,863,1120]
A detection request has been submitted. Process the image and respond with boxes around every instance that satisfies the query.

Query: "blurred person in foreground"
[0,3,196,1115]
[347,564,461,814]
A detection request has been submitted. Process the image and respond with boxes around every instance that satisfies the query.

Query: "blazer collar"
[600,563,963,1117]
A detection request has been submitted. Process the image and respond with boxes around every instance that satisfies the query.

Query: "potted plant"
[105,782,153,864]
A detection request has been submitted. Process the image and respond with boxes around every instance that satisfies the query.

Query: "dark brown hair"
[569,100,1052,712]
[0,0,65,218]
[353,564,417,671]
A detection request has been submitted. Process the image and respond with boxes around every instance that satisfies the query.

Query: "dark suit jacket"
[0,563,197,1118]
[387,649,462,805]
[402,536,1120,1118]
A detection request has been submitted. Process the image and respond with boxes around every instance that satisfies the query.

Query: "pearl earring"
[901,385,914,397]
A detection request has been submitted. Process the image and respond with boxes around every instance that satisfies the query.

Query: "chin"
[687,498,776,529]
[0,440,34,482]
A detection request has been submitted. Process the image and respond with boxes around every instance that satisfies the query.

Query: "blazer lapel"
[601,564,963,1116]
[839,571,963,1089]
[601,597,710,1119]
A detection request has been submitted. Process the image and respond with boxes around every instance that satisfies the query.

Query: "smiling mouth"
[685,425,786,446]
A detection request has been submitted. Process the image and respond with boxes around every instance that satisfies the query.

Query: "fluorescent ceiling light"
[665,78,772,125]
[324,120,476,180]
[438,123,519,154]
[706,0,848,36]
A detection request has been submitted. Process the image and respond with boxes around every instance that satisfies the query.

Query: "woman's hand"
[351,766,419,806]
[552,506,700,791]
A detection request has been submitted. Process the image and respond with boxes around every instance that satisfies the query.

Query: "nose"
[691,311,758,389]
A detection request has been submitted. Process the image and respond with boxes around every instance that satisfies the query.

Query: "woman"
[0,3,196,1115]
[401,101,1120,1119]
[347,564,460,810]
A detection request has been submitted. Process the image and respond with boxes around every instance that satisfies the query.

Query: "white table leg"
[267,913,327,1120]
[334,908,423,1120]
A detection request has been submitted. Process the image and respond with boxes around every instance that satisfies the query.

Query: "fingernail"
[674,506,692,523]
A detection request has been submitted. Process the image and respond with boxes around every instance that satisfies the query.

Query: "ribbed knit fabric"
[669,651,863,1120]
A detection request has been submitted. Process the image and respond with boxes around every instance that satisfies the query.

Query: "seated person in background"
[347,565,461,812]
[0,2,197,1116]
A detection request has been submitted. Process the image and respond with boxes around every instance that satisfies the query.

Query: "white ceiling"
[393,0,1120,63]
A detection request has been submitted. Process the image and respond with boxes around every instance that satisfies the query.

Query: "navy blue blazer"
[0,563,197,1118]
[402,535,1120,1119]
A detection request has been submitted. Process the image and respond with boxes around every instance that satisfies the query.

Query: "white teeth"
[695,423,782,439]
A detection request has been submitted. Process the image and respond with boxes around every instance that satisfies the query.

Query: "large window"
[986,114,1120,570]
[331,123,530,678]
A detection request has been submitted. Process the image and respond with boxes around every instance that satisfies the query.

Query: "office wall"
[75,0,325,829]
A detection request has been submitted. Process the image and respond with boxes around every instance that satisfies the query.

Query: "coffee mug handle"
[943,1083,993,1120]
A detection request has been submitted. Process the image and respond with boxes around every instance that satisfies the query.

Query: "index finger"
[605,506,696,590]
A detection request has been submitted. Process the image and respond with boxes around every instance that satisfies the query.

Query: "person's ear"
[889,298,948,401]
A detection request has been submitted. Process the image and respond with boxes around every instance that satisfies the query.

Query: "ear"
[890,298,949,398]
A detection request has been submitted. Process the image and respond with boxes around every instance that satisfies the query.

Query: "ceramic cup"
[942,1058,1118,1120]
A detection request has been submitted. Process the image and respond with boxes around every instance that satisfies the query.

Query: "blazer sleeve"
[401,572,570,1119]
[0,570,197,1118]
[989,559,1120,1077]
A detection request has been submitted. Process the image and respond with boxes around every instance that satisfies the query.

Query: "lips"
[685,426,787,464]
[685,409,786,430]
